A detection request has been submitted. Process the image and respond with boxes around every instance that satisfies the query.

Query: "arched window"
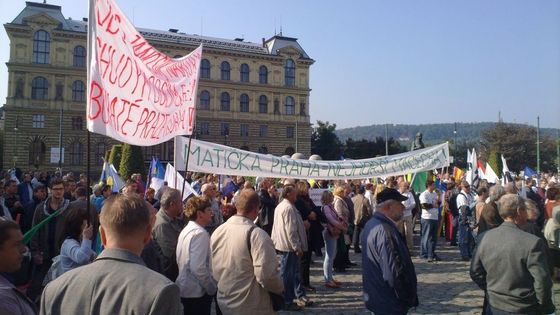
[201,59,211,79]
[31,77,48,100]
[95,142,106,165]
[73,46,86,67]
[69,141,84,165]
[284,146,295,156]
[285,96,295,115]
[220,92,230,111]
[284,59,295,87]
[199,90,210,110]
[33,30,50,64]
[28,137,46,165]
[72,80,85,101]
[239,93,249,112]
[221,61,230,80]
[240,63,249,82]
[258,95,268,113]
[259,65,268,84]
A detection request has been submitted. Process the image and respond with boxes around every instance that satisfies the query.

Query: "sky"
[0,0,559,129]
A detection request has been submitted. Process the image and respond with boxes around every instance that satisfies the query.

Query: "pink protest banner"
[87,0,202,146]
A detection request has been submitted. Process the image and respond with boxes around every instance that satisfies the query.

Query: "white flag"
[501,154,510,173]
[484,163,499,184]
[164,163,199,200]
[87,0,202,146]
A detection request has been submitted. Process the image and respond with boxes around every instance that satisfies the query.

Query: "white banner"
[87,0,202,146]
[175,138,450,180]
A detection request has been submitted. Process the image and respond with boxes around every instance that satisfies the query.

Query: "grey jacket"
[470,221,555,314]
[40,248,182,315]
[271,199,307,252]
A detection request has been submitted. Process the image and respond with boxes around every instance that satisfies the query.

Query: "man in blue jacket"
[361,187,419,315]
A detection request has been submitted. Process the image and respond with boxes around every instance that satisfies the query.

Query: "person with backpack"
[447,181,460,246]
[456,181,475,261]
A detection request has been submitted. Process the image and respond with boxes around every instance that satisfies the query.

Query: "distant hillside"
[335,122,558,145]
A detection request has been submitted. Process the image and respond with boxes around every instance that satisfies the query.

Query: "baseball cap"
[376,188,408,204]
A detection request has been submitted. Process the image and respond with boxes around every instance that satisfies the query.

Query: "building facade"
[3,2,313,175]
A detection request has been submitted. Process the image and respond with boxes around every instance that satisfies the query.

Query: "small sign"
[50,148,65,164]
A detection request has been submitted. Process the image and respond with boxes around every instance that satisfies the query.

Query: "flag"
[471,148,480,189]
[484,163,499,184]
[523,166,537,178]
[164,163,199,200]
[411,172,428,193]
[477,161,486,175]
[87,0,202,146]
[99,162,124,193]
[467,149,473,170]
[501,154,513,184]
[147,157,166,193]
[453,167,464,181]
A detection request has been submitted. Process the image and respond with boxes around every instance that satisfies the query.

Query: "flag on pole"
[99,162,125,193]
[471,148,480,189]
[147,157,166,193]
[453,167,464,181]
[484,163,499,184]
[523,166,537,178]
[164,163,199,200]
[411,172,429,193]
[501,154,513,184]
[467,149,473,170]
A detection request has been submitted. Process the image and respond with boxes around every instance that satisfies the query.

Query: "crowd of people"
[0,168,559,314]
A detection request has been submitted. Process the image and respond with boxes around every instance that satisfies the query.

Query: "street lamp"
[453,122,457,164]
[13,115,19,168]
[385,124,388,156]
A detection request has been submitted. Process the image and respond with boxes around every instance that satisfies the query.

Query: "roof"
[10,2,312,60]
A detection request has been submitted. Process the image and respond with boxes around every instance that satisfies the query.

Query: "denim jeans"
[420,218,438,259]
[279,251,304,303]
[322,230,338,282]
[451,215,459,245]
[457,224,472,258]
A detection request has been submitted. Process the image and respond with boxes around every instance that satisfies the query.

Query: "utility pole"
[58,106,63,173]
[385,123,388,156]
[453,122,457,164]
[536,116,540,174]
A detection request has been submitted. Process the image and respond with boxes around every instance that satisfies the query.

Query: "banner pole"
[86,130,91,220]
[181,135,194,200]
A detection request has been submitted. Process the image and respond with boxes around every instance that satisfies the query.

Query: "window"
[284,146,295,156]
[221,61,230,80]
[240,124,249,137]
[240,63,249,82]
[285,96,295,115]
[287,126,295,138]
[300,102,306,116]
[284,59,295,87]
[33,30,50,64]
[95,142,106,165]
[73,46,86,67]
[199,90,210,110]
[259,65,268,84]
[239,93,249,112]
[69,141,84,165]
[199,122,210,135]
[72,80,85,101]
[31,77,48,100]
[220,92,230,111]
[220,123,230,136]
[201,59,211,79]
[258,95,268,113]
[259,125,268,137]
[29,137,46,165]
[71,116,83,130]
[32,115,45,128]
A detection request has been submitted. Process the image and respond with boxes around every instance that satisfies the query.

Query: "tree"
[344,137,406,159]
[107,144,123,169]
[486,149,502,176]
[119,144,146,180]
[311,121,343,160]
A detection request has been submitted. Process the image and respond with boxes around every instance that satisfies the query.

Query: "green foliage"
[118,144,145,180]
[107,144,123,170]
[487,149,501,175]
[311,121,343,160]
[344,137,405,159]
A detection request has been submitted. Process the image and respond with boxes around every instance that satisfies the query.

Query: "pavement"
[276,235,560,315]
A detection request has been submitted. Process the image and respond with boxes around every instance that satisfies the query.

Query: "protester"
[94,184,111,213]
[211,189,283,314]
[28,178,70,301]
[18,173,34,206]
[152,188,184,281]
[56,207,95,275]
[145,187,158,206]
[321,191,346,289]
[332,184,351,272]
[65,186,99,250]
[271,184,311,310]
[21,184,47,233]
[397,180,416,252]
[419,179,441,262]
[456,180,475,261]
[361,188,418,315]
[256,178,276,235]
[544,205,560,248]
[4,179,24,223]
[176,196,217,315]
[201,183,224,235]
[40,194,182,315]
[0,220,37,315]
[351,185,372,254]
[477,185,505,235]
[470,194,555,315]
[294,180,318,293]
[472,187,489,237]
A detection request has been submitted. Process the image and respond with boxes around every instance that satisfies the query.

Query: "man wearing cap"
[361,188,418,315]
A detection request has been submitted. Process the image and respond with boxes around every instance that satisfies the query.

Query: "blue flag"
[99,162,125,193]
[523,166,537,178]
[147,157,166,192]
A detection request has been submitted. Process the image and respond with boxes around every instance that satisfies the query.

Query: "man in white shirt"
[456,180,475,261]
[364,183,376,213]
[419,179,441,262]
[176,196,217,315]
[397,181,416,252]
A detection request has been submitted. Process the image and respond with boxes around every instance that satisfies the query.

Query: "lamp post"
[13,115,19,168]
[454,122,457,164]
[536,116,540,174]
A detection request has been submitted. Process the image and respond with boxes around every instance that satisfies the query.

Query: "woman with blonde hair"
[332,184,351,273]
[321,190,347,288]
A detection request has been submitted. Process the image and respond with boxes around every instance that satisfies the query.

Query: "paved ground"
[277,235,560,315]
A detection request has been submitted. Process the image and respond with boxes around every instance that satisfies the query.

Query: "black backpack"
[448,192,461,217]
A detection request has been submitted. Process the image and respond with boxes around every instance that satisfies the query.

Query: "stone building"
[2,1,313,175]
